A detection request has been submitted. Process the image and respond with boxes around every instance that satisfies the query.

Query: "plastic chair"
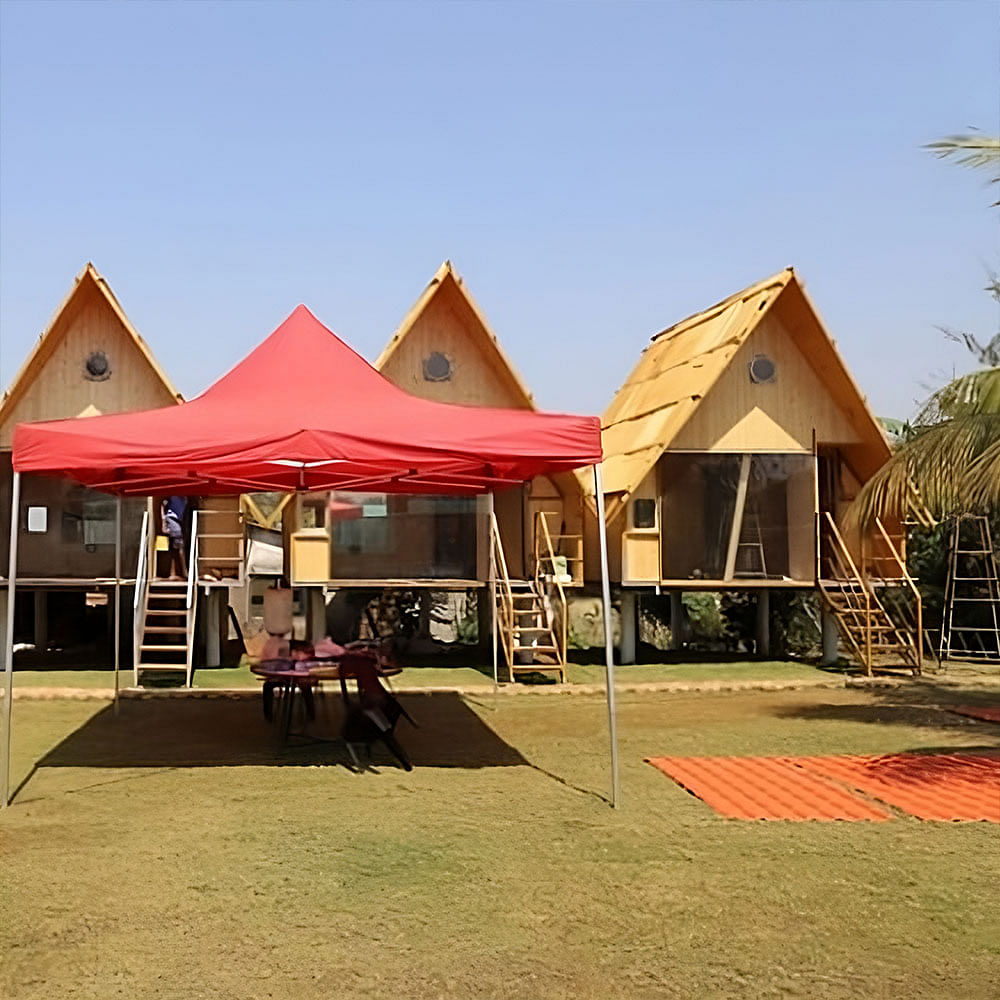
[339,652,416,771]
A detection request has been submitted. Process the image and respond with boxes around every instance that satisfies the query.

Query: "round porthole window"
[748,354,776,384]
[422,351,453,382]
[84,351,111,381]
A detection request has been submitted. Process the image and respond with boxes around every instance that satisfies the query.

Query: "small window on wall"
[300,498,327,529]
[632,498,656,529]
[27,507,48,533]
[82,497,116,547]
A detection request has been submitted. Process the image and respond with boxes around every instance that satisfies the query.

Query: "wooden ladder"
[940,514,1000,664]
[490,514,566,683]
[735,508,767,578]
[818,513,921,676]
[134,509,199,687]
[136,580,192,684]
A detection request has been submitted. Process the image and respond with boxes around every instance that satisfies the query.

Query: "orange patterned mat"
[647,753,1000,822]
[949,705,1000,724]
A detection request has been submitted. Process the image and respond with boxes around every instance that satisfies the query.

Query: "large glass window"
[329,492,479,580]
[660,453,815,582]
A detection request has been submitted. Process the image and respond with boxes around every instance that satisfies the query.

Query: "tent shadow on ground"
[33,692,528,772]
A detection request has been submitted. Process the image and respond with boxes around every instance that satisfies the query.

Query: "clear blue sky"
[1,1,997,421]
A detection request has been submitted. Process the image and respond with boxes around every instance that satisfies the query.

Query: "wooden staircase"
[818,513,922,676]
[490,513,566,683]
[133,508,199,687]
[136,581,192,683]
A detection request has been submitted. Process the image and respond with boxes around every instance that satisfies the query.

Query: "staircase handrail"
[873,516,923,671]
[489,512,516,671]
[534,511,568,665]
[132,509,150,682]
[823,512,867,586]
[489,511,514,609]
[822,512,873,671]
[185,509,200,686]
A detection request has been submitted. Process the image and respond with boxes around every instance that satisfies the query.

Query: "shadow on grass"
[772,682,1000,739]
[15,690,614,808]
[29,692,522,770]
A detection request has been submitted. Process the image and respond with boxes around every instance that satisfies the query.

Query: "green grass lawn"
[2,683,998,998]
[12,657,832,691]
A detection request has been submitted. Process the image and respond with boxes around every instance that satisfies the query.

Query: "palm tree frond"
[965,437,1000,510]
[926,135,1000,173]
[849,411,1000,529]
[917,366,1000,424]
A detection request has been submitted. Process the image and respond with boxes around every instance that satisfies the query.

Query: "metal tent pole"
[113,495,122,716]
[3,471,21,809]
[488,492,498,692]
[593,464,620,808]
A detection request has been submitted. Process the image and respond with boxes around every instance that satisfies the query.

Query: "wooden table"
[250,660,325,742]
[250,659,402,743]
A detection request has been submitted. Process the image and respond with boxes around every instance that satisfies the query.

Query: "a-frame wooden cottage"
[377,261,585,578]
[284,261,586,679]
[0,263,182,664]
[586,268,921,673]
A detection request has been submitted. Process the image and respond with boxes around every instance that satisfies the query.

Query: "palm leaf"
[964,436,1000,509]
[926,135,1000,175]
[849,411,1000,528]
[921,366,1000,423]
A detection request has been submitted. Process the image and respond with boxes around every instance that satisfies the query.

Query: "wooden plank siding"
[1,263,182,581]
[588,269,893,587]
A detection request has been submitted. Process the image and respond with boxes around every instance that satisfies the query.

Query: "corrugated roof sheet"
[648,753,1000,823]
[801,753,1000,823]
[646,753,890,821]
[591,271,793,502]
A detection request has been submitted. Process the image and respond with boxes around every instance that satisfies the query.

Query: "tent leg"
[593,464,620,809]
[488,492,498,693]
[3,471,21,809]
[114,496,122,716]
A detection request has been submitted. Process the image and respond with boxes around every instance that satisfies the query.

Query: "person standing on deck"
[161,495,189,579]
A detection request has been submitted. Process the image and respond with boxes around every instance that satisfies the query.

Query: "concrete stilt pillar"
[418,591,432,639]
[755,589,771,658]
[33,591,47,651]
[821,605,840,666]
[619,590,637,665]
[476,587,491,648]
[205,589,222,667]
[305,588,326,642]
[669,591,684,650]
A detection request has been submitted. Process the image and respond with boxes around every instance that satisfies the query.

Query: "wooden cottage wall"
[0,278,178,447]
[621,467,660,584]
[0,272,180,580]
[377,269,587,583]
[378,277,532,409]
[669,311,862,454]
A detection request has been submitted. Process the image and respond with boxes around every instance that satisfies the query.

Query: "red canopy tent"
[3,306,619,805]
[12,305,601,495]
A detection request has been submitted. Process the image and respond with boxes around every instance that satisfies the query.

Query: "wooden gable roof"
[0,263,182,447]
[375,261,536,410]
[591,269,891,513]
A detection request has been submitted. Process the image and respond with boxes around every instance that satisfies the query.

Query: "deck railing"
[185,510,200,687]
[489,512,514,675]
[533,511,568,668]
[132,510,150,685]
